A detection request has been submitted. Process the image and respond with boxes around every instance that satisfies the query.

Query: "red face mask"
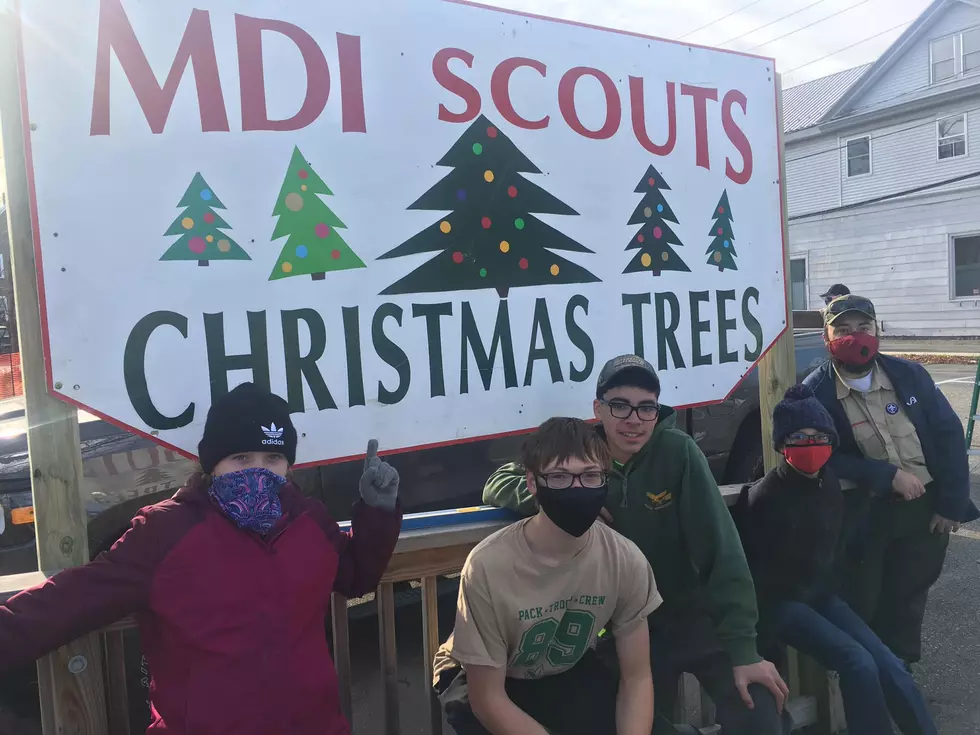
[783,444,833,475]
[828,332,879,368]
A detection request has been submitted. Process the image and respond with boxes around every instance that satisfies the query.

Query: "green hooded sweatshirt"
[482,406,761,666]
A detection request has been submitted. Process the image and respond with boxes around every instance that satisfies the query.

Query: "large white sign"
[17,0,787,465]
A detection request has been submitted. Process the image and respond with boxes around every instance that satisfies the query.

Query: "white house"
[784,0,980,336]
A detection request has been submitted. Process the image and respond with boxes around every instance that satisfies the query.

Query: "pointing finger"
[365,439,379,470]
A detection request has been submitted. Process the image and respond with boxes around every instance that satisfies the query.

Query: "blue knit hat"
[772,384,838,449]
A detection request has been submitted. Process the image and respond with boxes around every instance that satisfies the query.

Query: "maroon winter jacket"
[0,477,402,734]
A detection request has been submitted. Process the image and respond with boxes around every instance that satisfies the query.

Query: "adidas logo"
[261,423,285,446]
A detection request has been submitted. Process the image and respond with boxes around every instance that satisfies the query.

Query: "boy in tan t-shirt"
[433,417,662,735]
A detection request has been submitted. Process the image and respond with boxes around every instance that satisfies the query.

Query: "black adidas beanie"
[772,384,838,449]
[197,383,298,473]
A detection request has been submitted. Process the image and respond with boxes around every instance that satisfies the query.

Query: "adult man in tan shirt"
[432,417,663,734]
[803,295,979,665]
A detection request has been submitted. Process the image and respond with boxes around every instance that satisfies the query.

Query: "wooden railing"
[1,492,844,734]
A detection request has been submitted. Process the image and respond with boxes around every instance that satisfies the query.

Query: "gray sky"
[487,0,935,87]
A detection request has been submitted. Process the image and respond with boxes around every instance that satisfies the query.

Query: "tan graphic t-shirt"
[433,518,661,682]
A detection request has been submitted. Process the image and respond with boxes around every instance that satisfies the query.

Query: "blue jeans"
[770,595,937,735]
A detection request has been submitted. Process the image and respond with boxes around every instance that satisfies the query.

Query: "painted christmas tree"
[623,165,690,277]
[160,173,249,267]
[706,190,737,272]
[379,115,599,299]
[269,147,366,282]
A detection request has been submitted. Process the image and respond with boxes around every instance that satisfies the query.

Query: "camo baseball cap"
[824,294,876,325]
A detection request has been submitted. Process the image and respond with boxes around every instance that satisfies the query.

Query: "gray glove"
[358,439,399,511]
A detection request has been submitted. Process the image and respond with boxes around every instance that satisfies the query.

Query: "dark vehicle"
[0,329,827,578]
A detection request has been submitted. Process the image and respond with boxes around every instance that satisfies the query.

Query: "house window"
[931,26,980,82]
[790,258,807,311]
[938,114,967,159]
[965,27,980,73]
[846,136,871,177]
[952,234,980,298]
[932,35,957,82]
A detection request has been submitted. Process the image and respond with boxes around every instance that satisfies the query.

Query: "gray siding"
[785,137,840,217]
[838,98,980,205]
[854,1,980,110]
[785,97,980,217]
[789,186,980,336]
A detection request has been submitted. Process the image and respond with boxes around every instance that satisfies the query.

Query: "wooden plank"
[421,576,444,735]
[391,520,511,554]
[381,543,478,584]
[330,592,353,727]
[377,582,400,735]
[103,629,131,735]
[0,570,49,602]
[0,9,107,734]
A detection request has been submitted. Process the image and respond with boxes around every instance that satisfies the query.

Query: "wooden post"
[331,592,354,726]
[0,9,107,733]
[421,575,444,735]
[763,74,842,735]
[378,582,400,735]
[758,76,798,473]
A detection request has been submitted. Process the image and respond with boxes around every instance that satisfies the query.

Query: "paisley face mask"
[208,468,287,535]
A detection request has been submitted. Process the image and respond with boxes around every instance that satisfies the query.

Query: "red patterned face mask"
[783,445,833,475]
[828,332,879,368]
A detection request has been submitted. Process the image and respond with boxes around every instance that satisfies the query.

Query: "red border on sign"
[13,0,789,469]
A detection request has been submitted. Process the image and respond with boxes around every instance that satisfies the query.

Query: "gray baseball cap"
[595,355,661,398]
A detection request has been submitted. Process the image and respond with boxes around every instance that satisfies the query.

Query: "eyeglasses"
[600,400,660,422]
[783,432,834,446]
[535,471,608,489]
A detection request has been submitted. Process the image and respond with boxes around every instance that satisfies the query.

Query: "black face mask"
[536,483,609,538]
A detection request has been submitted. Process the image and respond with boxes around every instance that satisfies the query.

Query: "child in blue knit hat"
[737,384,937,735]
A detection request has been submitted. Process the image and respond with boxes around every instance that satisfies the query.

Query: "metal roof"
[782,64,871,133]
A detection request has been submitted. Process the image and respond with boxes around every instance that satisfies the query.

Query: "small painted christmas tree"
[379,115,599,298]
[161,173,249,267]
[622,165,690,277]
[269,147,366,282]
[706,190,737,272]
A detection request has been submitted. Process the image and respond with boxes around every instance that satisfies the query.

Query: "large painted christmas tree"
[379,115,599,299]
[160,173,249,267]
[269,147,366,282]
[706,190,738,272]
[622,165,690,277]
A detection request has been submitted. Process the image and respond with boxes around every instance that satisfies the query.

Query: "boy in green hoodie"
[483,355,791,735]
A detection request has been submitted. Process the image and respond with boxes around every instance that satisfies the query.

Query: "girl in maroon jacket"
[0,382,403,734]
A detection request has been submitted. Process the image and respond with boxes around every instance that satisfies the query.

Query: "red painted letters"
[90,0,228,135]
[680,84,719,171]
[490,57,549,130]
[722,89,752,185]
[629,78,676,157]
[337,33,367,134]
[237,15,330,132]
[558,67,621,140]
[433,48,481,123]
